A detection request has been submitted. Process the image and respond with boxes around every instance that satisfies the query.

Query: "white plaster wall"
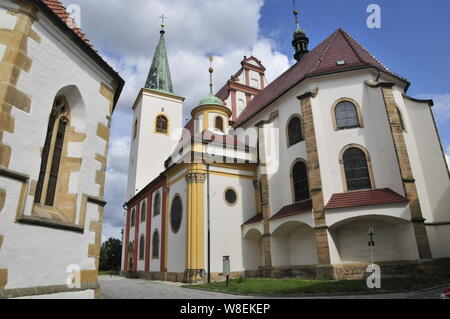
[426,225,450,258]
[395,91,450,224]
[207,173,256,273]
[128,91,183,199]
[150,187,163,272]
[0,7,114,295]
[329,217,419,263]
[167,179,186,273]
[311,72,404,204]
[137,198,147,271]
[270,219,317,267]
[126,99,142,200]
[0,177,100,289]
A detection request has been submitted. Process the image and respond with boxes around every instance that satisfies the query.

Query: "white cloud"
[60,0,291,240]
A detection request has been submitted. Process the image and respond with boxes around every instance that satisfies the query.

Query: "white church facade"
[122,12,450,283]
[0,0,123,298]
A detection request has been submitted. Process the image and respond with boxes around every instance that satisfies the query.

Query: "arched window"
[133,119,138,140]
[130,208,135,227]
[156,115,168,133]
[292,161,310,202]
[170,195,183,233]
[287,116,303,146]
[343,148,372,191]
[139,234,145,260]
[215,116,224,132]
[34,96,69,206]
[140,201,146,223]
[335,100,360,130]
[153,192,161,216]
[152,230,160,259]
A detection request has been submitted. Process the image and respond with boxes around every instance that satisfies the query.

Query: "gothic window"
[153,192,161,216]
[34,97,69,207]
[140,200,146,223]
[215,116,224,132]
[139,234,145,260]
[170,195,182,233]
[156,115,168,133]
[292,160,310,202]
[335,101,360,129]
[287,116,303,147]
[343,148,372,191]
[152,230,160,259]
[130,208,135,227]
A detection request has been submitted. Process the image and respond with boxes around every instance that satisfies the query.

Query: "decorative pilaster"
[379,85,432,259]
[297,89,332,266]
[184,171,206,283]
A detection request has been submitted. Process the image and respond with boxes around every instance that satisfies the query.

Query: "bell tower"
[127,18,184,200]
[292,9,309,62]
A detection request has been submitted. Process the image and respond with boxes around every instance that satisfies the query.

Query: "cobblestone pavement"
[99,276,446,299]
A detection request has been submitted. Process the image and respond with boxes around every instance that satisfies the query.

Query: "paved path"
[98,276,446,299]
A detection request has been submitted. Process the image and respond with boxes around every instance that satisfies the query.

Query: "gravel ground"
[98,275,446,299]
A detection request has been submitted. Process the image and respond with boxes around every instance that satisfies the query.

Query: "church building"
[0,0,123,298]
[122,10,450,283]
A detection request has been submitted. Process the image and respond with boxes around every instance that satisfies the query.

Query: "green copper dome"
[198,94,224,107]
[145,30,173,94]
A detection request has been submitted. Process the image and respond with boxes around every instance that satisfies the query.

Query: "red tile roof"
[42,0,95,50]
[270,200,313,221]
[325,188,408,210]
[233,28,408,127]
[243,213,263,226]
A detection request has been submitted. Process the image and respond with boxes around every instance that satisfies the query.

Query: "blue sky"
[63,0,449,240]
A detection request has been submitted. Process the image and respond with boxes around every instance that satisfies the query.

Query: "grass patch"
[185,276,450,296]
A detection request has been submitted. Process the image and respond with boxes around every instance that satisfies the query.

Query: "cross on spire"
[159,14,167,28]
[249,46,254,56]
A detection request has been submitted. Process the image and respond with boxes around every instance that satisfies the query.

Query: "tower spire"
[208,56,214,95]
[291,2,309,62]
[144,16,174,93]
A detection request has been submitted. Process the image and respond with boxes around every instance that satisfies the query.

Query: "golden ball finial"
[209,67,214,73]
[294,9,298,15]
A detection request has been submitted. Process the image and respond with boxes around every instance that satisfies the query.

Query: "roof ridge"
[309,29,340,74]
[340,28,390,72]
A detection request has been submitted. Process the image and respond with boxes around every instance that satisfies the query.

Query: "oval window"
[224,188,237,206]
[170,196,182,233]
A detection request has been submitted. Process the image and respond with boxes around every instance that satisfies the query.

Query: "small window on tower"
[156,115,168,134]
[215,116,224,132]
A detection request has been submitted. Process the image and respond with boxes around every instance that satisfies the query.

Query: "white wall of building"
[150,187,163,272]
[167,179,186,273]
[207,171,256,273]
[0,5,114,295]
[127,91,183,200]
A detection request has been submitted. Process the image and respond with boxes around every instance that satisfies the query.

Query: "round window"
[224,188,237,206]
[170,196,182,233]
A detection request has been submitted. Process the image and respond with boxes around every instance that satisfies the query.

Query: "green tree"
[99,237,122,272]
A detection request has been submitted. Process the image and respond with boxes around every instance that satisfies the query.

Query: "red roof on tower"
[233,28,409,127]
